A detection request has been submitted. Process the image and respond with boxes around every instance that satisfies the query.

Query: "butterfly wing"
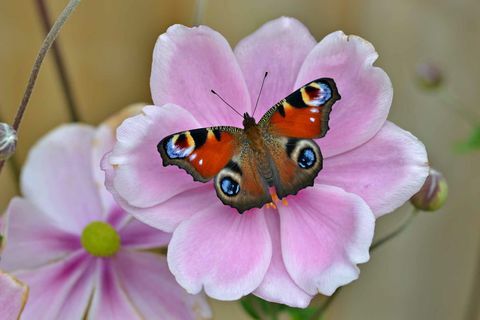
[260,78,340,198]
[259,78,340,139]
[158,126,271,212]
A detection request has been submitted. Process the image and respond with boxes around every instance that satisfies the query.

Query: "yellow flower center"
[81,221,120,257]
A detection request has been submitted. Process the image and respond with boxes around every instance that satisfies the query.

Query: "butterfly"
[157,77,341,213]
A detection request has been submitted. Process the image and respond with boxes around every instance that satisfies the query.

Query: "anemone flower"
[0,123,211,319]
[0,271,28,319]
[102,17,429,307]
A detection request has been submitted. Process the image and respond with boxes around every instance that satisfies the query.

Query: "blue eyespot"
[317,83,332,105]
[220,177,240,196]
[297,148,316,169]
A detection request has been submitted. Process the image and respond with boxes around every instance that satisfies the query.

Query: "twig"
[0,0,81,176]
[35,0,80,122]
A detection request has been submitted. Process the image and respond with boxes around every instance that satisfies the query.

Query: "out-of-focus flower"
[1,220,29,320]
[415,62,444,90]
[102,17,429,307]
[0,271,28,320]
[0,123,211,319]
[0,123,17,161]
[411,168,448,211]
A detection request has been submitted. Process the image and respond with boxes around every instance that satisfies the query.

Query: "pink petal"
[168,204,272,300]
[0,271,28,320]
[235,17,316,118]
[295,31,393,158]
[254,211,312,308]
[104,104,203,209]
[92,124,118,219]
[120,217,171,249]
[104,156,215,233]
[88,258,141,320]
[279,185,375,296]
[151,24,251,127]
[0,198,80,271]
[114,251,212,319]
[20,125,104,233]
[318,121,429,217]
[15,251,95,320]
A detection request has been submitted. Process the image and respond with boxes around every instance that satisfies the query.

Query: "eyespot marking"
[297,147,316,169]
[305,83,332,106]
[220,177,240,196]
[165,134,194,159]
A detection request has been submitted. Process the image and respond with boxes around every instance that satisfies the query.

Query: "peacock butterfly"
[157,76,341,213]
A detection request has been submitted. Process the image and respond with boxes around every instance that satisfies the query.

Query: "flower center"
[81,221,120,257]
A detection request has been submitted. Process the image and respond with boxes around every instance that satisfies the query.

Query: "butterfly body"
[158,78,341,213]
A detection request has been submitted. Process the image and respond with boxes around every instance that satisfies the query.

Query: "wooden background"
[1,0,479,319]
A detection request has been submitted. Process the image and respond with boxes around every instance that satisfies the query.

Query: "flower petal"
[0,271,28,320]
[104,104,203,209]
[151,24,251,127]
[295,31,393,157]
[254,211,312,308]
[168,204,272,300]
[104,162,215,233]
[234,17,316,117]
[120,217,171,250]
[92,104,146,221]
[318,121,429,217]
[279,185,375,296]
[88,258,141,320]
[20,125,103,233]
[0,198,80,271]
[114,251,212,319]
[15,251,95,320]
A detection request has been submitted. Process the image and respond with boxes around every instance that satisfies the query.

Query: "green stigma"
[81,221,121,257]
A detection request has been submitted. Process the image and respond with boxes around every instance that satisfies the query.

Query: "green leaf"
[286,306,319,320]
[456,126,480,153]
[240,296,261,320]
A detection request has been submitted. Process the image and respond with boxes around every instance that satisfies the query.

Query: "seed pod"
[410,169,448,211]
[0,123,17,161]
[415,62,444,90]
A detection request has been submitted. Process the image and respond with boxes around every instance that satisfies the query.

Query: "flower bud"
[410,169,448,211]
[415,62,444,90]
[0,123,17,161]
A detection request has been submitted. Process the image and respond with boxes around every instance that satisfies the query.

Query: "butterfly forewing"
[260,78,340,139]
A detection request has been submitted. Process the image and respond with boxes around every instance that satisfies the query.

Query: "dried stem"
[35,0,80,122]
[0,0,81,176]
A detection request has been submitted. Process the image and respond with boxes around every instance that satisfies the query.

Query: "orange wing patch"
[261,78,341,139]
[158,127,240,182]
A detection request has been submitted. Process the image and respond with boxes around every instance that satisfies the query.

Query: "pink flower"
[0,271,28,320]
[102,17,429,307]
[0,124,211,319]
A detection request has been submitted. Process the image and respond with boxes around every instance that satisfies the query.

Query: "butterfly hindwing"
[267,137,323,199]
[214,153,272,213]
[260,78,341,139]
[158,127,241,182]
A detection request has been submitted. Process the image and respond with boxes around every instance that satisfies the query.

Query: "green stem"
[371,208,418,251]
[309,208,419,320]
[437,91,478,127]
[0,0,81,176]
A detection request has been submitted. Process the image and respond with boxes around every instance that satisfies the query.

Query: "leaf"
[456,126,480,153]
[240,296,262,320]
[286,306,319,320]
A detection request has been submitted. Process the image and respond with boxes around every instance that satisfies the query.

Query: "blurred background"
[1,0,479,319]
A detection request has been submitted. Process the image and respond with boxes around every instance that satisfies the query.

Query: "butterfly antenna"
[210,90,243,118]
[252,72,268,117]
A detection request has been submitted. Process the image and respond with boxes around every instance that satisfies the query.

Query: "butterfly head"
[242,113,256,129]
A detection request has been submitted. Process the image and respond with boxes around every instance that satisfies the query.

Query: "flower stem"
[370,208,418,251]
[0,0,81,176]
[309,208,419,320]
[194,0,207,25]
[35,0,80,122]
